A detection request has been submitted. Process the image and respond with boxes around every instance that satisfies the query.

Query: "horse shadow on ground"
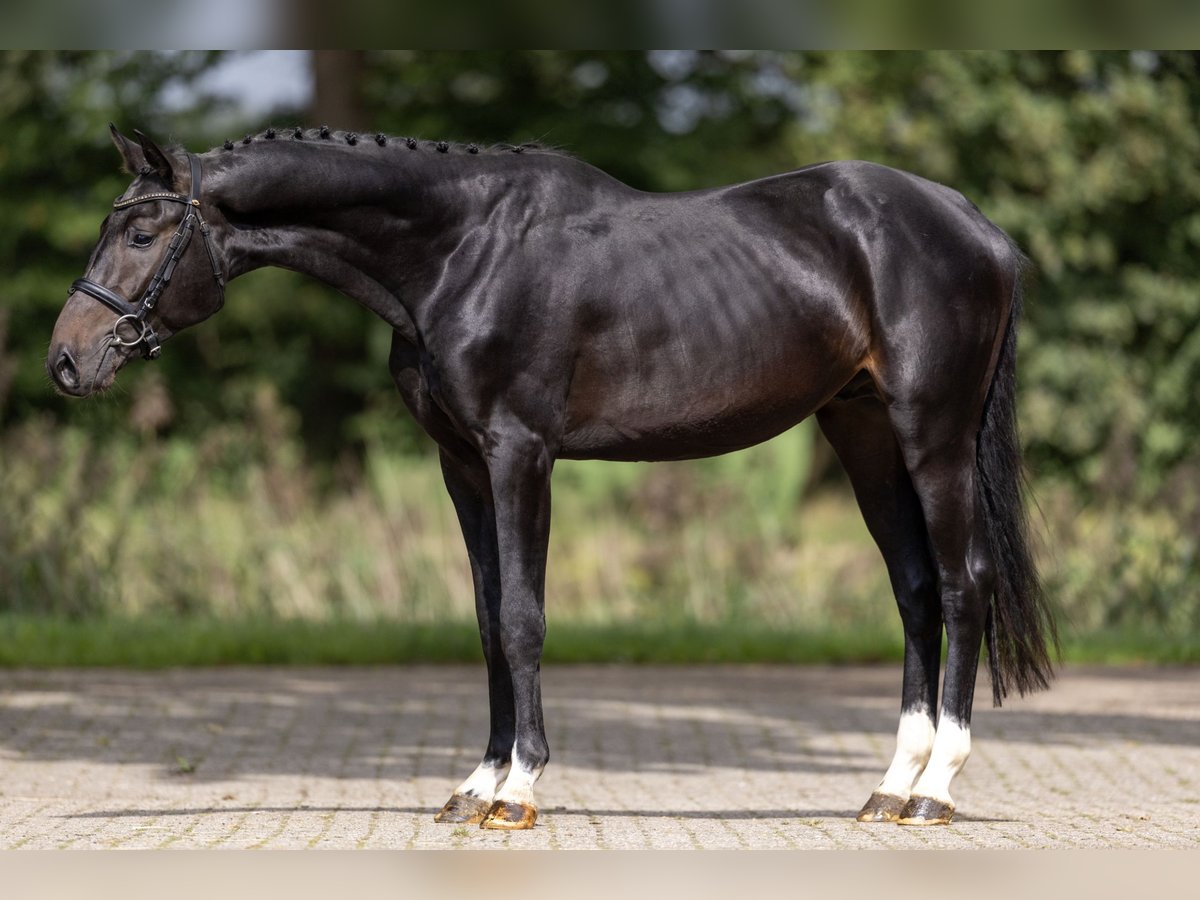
[0,665,1195,793]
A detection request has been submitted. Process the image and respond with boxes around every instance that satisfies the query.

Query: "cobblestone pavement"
[0,665,1195,849]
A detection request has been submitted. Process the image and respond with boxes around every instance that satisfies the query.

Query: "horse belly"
[554,204,870,461]
[559,335,858,462]
[560,399,829,461]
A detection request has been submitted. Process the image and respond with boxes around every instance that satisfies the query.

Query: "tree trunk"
[310,50,368,131]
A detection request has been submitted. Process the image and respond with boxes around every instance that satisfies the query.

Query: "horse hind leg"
[886,401,995,826]
[816,393,942,823]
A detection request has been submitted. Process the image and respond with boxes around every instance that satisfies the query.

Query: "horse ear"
[109,123,145,175]
[133,128,175,185]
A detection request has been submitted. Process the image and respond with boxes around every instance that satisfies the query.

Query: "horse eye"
[131,233,154,248]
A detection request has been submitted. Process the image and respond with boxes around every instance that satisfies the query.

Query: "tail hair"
[978,253,1060,706]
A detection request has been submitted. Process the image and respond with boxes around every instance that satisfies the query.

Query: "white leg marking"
[876,707,937,798]
[909,715,971,805]
[454,759,509,801]
[492,748,544,806]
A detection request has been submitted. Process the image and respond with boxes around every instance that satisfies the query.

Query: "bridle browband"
[68,153,225,360]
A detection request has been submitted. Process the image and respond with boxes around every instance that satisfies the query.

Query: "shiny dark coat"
[49,129,1057,822]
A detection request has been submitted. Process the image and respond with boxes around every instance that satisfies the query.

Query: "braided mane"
[211,128,568,159]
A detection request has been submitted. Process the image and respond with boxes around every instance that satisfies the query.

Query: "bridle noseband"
[69,153,225,360]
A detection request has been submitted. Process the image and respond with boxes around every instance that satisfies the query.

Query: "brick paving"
[0,665,1195,849]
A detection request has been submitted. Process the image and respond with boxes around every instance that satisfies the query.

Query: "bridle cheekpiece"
[68,153,225,360]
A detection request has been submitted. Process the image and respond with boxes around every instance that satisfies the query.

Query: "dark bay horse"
[49,125,1057,829]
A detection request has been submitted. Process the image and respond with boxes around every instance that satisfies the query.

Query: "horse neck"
[205,143,508,332]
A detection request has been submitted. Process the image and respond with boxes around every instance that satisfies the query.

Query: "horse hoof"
[480,800,538,830]
[434,793,492,824]
[856,791,907,823]
[897,795,955,826]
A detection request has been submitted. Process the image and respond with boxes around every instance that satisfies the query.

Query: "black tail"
[978,257,1059,706]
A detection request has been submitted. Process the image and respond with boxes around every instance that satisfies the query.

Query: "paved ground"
[0,664,1196,849]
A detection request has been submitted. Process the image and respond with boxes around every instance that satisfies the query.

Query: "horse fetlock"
[435,758,512,824]
[453,759,509,800]
[905,717,970,816]
[875,708,937,798]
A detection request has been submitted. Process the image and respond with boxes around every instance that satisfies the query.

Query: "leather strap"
[68,152,223,361]
[69,277,140,318]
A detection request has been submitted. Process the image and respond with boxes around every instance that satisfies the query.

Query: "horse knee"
[499,611,546,665]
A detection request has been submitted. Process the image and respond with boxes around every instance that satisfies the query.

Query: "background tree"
[780,51,1200,500]
[2,51,1196,638]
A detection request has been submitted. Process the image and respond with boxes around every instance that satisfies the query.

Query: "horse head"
[48,125,225,396]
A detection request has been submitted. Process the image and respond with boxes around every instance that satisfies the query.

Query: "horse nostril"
[54,348,79,389]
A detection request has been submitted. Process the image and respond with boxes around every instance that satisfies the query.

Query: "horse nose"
[50,346,80,391]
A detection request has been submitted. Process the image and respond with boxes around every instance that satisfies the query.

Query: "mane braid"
[210,129,570,159]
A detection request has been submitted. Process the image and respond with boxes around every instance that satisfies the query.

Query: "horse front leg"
[477,431,553,831]
[433,448,515,825]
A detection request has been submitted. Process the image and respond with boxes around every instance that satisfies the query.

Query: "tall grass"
[1,383,1197,661]
[1,385,889,629]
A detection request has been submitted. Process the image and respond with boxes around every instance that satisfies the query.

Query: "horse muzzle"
[47,338,128,397]
[48,344,82,394]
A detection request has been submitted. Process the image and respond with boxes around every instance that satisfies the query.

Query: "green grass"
[1056,628,1200,665]
[0,615,902,667]
[0,614,1194,668]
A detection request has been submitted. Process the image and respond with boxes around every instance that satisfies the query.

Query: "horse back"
[539,161,1014,460]
[418,159,1016,461]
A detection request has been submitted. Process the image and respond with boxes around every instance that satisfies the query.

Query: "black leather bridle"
[69,153,224,360]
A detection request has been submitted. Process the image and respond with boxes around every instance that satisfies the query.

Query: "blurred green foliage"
[780,51,1200,499]
[1,51,1197,648]
[5,51,1199,494]
[3,407,1194,651]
